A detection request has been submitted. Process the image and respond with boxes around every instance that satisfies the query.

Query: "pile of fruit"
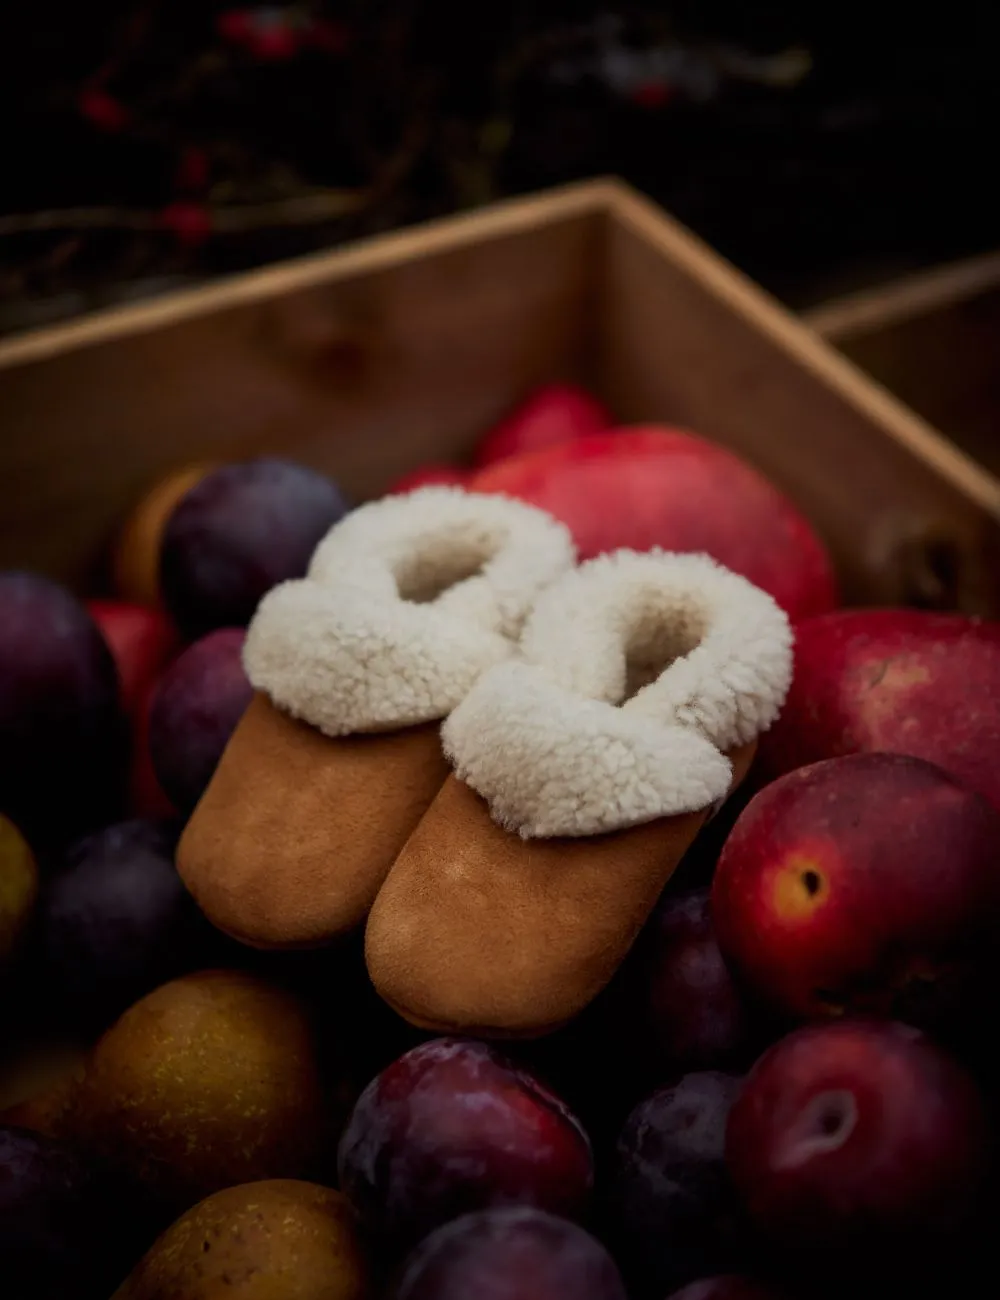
[2,384,1000,1300]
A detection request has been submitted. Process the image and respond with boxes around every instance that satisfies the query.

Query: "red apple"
[470,429,837,621]
[387,464,468,494]
[88,601,180,818]
[472,384,611,467]
[725,1019,990,1254]
[757,609,1000,811]
[87,600,178,718]
[129,680,176,819]
[712,753,1000,1027]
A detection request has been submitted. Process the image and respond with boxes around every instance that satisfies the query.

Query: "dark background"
[1,2,996,334]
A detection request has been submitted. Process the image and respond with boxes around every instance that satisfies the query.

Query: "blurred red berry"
[247,25,299,60]
[305,18,351,54]
[79,87,129,133]
[160,202,212,249]
[218,8,300,60]
[175,147,210,193]
[630,81,674,109]
[217,9,253,43]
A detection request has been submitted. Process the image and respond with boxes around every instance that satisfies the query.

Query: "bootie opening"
[393,522,503,605]
[619,581,711,701]
[442,550,793,838]
[243,488,575,736]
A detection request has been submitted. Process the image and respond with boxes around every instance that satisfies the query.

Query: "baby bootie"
[177,487,575,948]
[365,550,793,1035]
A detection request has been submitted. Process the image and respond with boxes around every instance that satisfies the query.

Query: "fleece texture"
[243,486,575,735]
[442,550,794,837]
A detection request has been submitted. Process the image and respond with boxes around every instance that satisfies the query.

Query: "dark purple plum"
[391,1207,627,1300]
[160,457,348,638]
[39,818,215,1029]
[338,1038,594,1254]
[615,888,758,1077]
[0,572,125,849]
[609,1071,747,1298]
[0,1125,131,1300]
[504,996,643,1156]
[667,1279,787,1300]
[148,628,252,812]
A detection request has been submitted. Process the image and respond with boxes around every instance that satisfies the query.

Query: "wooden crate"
[2,178,999,614]
[807,250,1000,488]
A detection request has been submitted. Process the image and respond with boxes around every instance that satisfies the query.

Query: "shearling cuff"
[442,550,794,837]
[242,487,576,736]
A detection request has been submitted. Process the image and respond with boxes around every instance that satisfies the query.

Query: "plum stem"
[770,1089,858,1170]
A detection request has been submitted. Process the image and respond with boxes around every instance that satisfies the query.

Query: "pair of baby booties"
[177,487,793,1037]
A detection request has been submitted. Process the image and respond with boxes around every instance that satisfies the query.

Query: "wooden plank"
[803,250,1000,341]
[0,180,618,372]
[806,253,1000,485]
[0,200,605,587]
[597,185,1000,613]
[2,175,998,616]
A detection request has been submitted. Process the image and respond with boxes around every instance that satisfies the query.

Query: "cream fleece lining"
[442,550,794,837]
[243,487,575,735]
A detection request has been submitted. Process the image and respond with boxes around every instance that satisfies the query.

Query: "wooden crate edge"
[0,178,625,373]
[803,249,1000,343]
[605,183,1000,522]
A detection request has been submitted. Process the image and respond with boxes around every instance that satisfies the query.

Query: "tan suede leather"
[177,693,450,949]
[365,744,755,1037]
